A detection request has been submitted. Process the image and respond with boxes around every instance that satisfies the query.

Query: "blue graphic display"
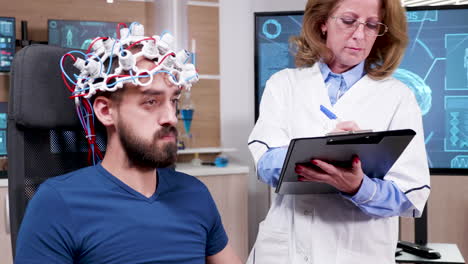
[255,6,468,172]
[0,17,15,72]
[0,102,7,157]
[255,13,303,110]
[48,20,120,50]
[402,8,468,170]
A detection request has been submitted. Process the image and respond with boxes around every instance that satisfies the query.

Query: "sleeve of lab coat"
[248,70,291,167]
[385,83,431,218]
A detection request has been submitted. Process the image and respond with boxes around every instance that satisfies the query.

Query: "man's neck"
[101,148,157,198]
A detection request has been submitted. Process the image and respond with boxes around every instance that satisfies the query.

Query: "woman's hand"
[295,156,364,195]
[332,121,360,132]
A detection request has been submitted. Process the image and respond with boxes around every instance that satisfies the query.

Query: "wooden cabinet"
[196,173,248,262]
[177,162,249,262]
[0,185,13,264]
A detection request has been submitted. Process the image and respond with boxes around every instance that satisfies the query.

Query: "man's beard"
[117,121,178,169]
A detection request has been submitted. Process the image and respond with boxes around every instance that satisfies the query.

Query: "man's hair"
[291,0,408,80]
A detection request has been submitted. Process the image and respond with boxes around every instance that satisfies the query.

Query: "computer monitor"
[254,12,302,119]
[48,19,120,50]
[254,5,468,174]
[0,102,7,178]
[0,17,16,72]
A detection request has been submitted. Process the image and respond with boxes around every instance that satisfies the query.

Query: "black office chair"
[7,44,106,257]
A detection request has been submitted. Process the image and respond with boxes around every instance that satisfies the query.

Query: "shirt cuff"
[257,147,288,187]
[342,174,377,205]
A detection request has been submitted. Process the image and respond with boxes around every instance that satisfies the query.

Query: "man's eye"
[340,17,356,25]
[145,99,157,105]
[172,98,179,104]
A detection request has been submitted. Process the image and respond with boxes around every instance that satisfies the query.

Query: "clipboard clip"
[325,129,373,136]
[327,132,384,145]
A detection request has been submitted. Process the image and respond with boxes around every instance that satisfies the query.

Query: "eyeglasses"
[329,16,388,37]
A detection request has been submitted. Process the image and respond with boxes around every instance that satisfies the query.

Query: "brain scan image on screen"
[393,68,432,116]
[255,7,468,171]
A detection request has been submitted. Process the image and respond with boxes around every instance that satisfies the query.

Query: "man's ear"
[93,96,116,127]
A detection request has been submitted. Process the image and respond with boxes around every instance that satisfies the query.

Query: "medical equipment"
[178,89,195,148]
[60,22,199,165]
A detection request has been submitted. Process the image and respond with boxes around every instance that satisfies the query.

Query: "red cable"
[61,54,77,92]
[81,99,97,164]
[107,74,131,79]
[62,73,75,93]
[150,52,176,71]
[69,74,133,99]
[96,147,104,160]
[63,53,77,62]
[126,37,156,50]
[69,93,88,99]
[116,23,128,39]
[86,37,108,54]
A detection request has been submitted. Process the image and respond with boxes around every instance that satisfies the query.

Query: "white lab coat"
[247,64,430,264]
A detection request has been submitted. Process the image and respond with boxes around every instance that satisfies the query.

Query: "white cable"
[68,23,198,99]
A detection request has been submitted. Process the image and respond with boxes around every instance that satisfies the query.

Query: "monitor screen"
[254,5,468,174]
[48,19,120,50]
[0,113,6,156]
[0,17,16,72]
[0,102,7,178]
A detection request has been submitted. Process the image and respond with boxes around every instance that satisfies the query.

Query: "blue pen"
[320,105,340,121]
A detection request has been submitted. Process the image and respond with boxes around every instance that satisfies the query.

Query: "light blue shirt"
[319,61,365,105]
[256,62,414,218]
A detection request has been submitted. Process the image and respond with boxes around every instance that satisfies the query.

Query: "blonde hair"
[292,0,408,80]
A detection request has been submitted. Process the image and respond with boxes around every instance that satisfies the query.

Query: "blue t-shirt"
[15,164,228,264]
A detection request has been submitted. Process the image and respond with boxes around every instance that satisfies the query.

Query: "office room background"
[0,0,467,263]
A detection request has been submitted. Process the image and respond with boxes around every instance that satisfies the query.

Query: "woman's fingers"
[295,164,329,182]
[334,121,361,131]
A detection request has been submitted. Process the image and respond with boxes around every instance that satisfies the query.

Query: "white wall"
[219,0,307,250]
[253,0,307,12]
[219,0,260,250]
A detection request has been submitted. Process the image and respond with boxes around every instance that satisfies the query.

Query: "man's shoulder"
[26,166,99,213]
[43,165,99,190]
[161,168,210,193]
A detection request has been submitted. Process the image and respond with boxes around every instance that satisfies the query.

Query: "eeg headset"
[60,22,199,165]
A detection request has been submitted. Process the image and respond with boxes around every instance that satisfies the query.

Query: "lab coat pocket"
[246,221,290,264]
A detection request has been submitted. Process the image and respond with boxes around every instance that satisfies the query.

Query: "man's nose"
[158,103,178,126]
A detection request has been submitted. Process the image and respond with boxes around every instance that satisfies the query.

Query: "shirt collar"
[319,61,365,88]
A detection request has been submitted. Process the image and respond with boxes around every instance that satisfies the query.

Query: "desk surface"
[176,162,249,176]
[0,163,250,187]
[396,243,465,264]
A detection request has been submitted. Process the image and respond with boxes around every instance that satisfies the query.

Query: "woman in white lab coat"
[247,0,430,263]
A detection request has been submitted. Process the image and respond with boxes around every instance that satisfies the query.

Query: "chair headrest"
[9,44,81,129]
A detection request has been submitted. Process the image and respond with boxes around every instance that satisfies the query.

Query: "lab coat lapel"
[299,63,332,118]
[333,75,374,118]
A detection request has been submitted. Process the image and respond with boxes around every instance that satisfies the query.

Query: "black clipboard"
[276,129,416,194]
